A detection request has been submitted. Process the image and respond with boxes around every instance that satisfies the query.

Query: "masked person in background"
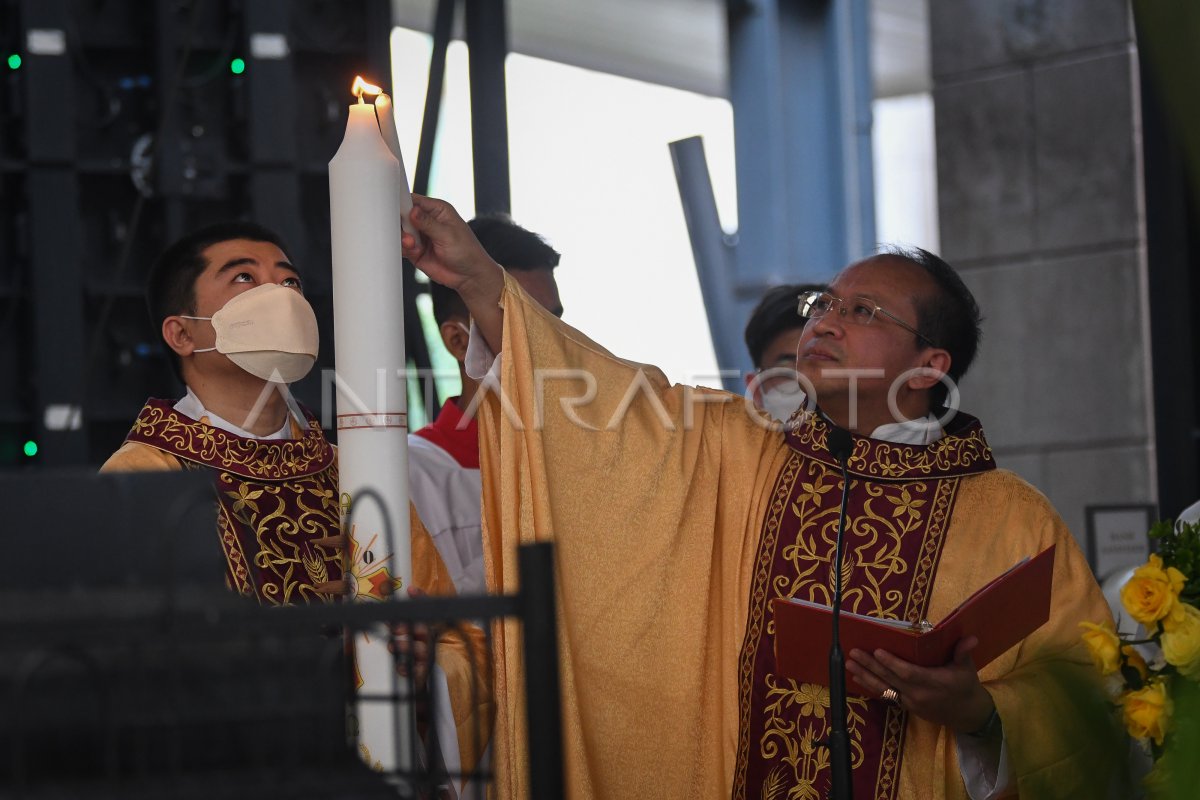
[100,222,491,784]
[743,283,823,424]
[409,214,562,598]
[405,214,561,800]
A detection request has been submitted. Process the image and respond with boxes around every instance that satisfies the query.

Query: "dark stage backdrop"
[0,0,399,468]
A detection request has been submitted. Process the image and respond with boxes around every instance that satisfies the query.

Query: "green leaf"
[1151,519,1200,598]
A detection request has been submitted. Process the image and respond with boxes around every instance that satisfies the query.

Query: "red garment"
[414,397,480,469]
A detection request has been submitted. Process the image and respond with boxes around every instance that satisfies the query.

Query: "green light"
[229,57,245,75]
[6,53,21,70]
[22,440,37,457]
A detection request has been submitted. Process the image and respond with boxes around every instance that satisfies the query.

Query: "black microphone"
[826,426,853,463]
[825,424,854,800]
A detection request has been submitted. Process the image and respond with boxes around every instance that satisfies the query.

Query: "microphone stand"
[825,425,854,800]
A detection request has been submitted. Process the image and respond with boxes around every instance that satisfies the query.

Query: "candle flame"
[352,76,383,104]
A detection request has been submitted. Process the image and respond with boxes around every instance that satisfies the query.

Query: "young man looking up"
[99,222,454,601]
[100,222,390,602]
[100,221,493,783]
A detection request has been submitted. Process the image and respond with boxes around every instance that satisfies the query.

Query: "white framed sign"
[1085,504,1156,580]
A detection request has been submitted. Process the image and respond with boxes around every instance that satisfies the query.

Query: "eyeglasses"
[798,290,936,347]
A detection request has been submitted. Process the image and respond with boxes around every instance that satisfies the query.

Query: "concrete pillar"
[929,0,1154,543]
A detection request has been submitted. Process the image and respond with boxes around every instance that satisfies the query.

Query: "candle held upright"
[328,76,412,774]
[373,91,420,247]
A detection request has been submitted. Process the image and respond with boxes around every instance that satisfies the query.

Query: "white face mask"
[761,380,806,424]
[183,283,319,384]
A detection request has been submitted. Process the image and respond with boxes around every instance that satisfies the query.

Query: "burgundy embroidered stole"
[124,399,343,606]
[733,412,996,800]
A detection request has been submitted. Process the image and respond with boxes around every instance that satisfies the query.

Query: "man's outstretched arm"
[402,194,506,354]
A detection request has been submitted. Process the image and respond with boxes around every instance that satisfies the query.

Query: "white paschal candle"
[328,84,411,773]
[372,92,420,247]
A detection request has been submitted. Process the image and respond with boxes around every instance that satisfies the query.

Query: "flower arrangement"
[1080,518,1200,793]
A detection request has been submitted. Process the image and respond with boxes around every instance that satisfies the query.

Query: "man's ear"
[904,348,952,391]
[743,371,764,406]
[439,318,470,361]
[162,316,195,358]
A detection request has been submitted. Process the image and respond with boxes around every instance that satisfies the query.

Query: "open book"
[772,545,1056,687]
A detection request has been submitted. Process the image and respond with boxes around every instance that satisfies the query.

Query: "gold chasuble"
[477,274,1120,800]
[736,414,992,799]
[102,399,495,778]
[108,399,348,604]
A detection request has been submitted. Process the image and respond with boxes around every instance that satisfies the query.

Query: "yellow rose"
[1161,603,1200,679]
[1079,621,1122,675]
[1121,645,1150,681]
[1121,681,1171,745]
[1120,555,1187,626]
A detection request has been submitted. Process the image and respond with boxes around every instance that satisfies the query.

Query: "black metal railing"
[0,470,564,799]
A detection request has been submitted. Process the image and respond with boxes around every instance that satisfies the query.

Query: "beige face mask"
[183,283,319,383]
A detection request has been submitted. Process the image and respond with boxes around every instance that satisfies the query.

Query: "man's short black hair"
[744,283,825,368]
[879,246,983,409]
[430,214,560,325]
[147,220,294,380]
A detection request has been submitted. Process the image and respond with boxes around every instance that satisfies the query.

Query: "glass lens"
[847,297,879,325]
[799,291,832,318]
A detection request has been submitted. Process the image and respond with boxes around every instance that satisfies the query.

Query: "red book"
[772,545,1056,687]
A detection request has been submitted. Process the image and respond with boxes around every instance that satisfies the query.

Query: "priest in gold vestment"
[402,197,1125,799]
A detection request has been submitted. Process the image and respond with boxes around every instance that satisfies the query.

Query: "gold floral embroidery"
[760,673,871,798]
[217,466,342,606]
[793,477,836,510]
[123,400,333,480]
[887,487,926,518]
[763,680,829,724]
[226,483,264,521]
[796,683,829,719]
[736,425,966,800]
[787,410,995,479]
[194,424,216,448]
[736,452,804,793]
[127,399,342,606]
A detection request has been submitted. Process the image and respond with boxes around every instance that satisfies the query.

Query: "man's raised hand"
[402,194,506,352]
[402,195,502,298]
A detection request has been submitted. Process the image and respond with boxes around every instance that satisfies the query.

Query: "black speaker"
[5,0,392,468]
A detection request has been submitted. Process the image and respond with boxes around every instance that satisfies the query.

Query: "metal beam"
[682,0,875,381]
[519,542,565,799]
[22,0,88,464]
[464,0,512,215]
[407,0,459,422]
[246,0,303,253]
[1138,43,1200,519]
[670,137,743,393]
[413,0,457,197]
[728,0,876,281]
